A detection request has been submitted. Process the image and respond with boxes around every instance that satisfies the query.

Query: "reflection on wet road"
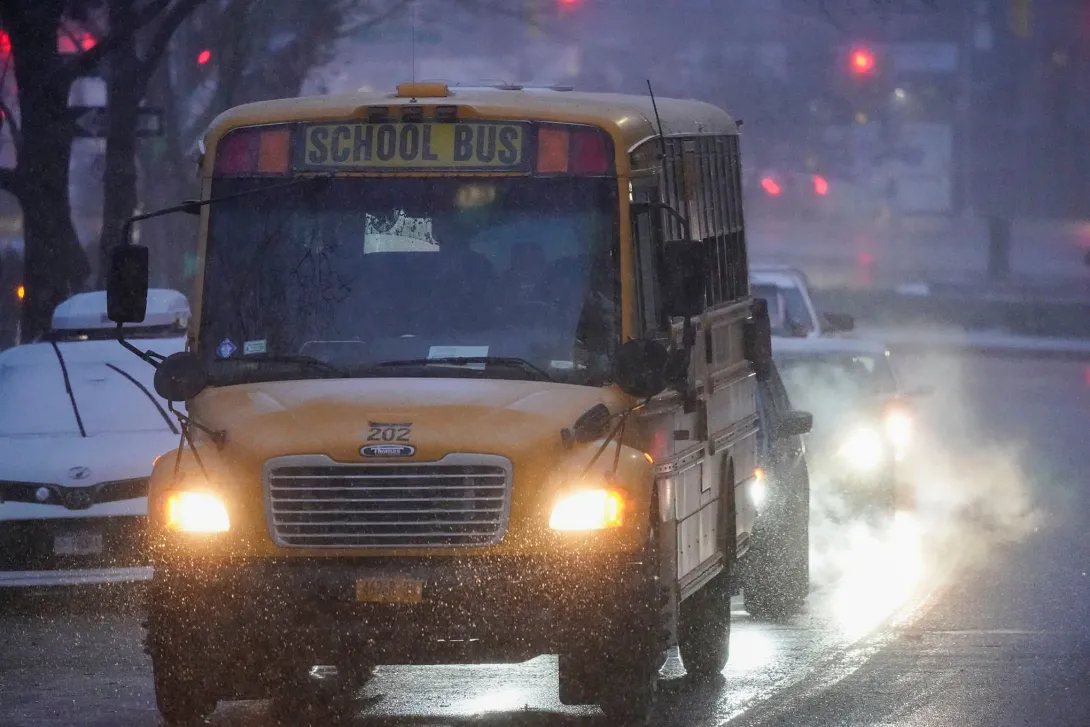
[3,353,1088,726]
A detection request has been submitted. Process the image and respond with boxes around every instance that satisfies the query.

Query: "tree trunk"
[96,1,142,288]
[8,3,90,340]
[97,70,142,287]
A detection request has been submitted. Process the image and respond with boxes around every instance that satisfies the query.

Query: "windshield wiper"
[215,353,347,377]
[375,357,555,382]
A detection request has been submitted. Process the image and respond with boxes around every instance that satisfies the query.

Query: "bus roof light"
[257,129,291,174]
[536,127,570,174]
[396,82,450,98]
[571,128,610,175]
[401,105,425,122]
[214,126,291,176]
[213,128,260,176]
[435,105,459,122]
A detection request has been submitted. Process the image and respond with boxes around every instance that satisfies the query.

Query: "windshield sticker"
[429,345,489,370]
[243,339,267,355]
[550,360,575,370]
[216,338,238,359]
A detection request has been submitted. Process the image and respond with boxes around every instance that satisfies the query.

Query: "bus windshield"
[199,176,620,386]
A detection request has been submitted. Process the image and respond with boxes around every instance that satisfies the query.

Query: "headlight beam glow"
[165,491,230,533]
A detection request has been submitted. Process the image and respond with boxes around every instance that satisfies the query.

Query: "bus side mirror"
[822,311,855,333]
[774,410,813,438]
[154,351,208,402]
[614,338,670,399]
[659,240,706,320]
[107,245,150,324]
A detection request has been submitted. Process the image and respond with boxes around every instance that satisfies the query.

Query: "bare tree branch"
[134,0,209,88]
[63,0,173,80]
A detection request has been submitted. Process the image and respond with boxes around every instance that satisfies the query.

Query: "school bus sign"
[297,122,530,172]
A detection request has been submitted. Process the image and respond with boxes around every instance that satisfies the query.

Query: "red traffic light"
[850,47,876,75]
[197,49,212,65]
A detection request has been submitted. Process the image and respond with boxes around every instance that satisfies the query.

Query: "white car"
[750,263,854,338]
[770,335,926,518]
[0,290,188,588]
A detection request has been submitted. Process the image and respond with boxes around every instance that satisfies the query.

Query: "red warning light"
[761,177,782,197]
[813,175,829,196]
[197,49,212,65]
[850,47,876,75]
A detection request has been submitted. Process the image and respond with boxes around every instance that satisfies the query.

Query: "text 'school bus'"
[106,82,774,725]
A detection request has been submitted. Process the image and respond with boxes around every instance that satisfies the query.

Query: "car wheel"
[743,481,809,620]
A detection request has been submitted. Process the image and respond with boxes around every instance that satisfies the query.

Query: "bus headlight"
[836,426,887,473]
[549,489,625,531]
[165,491,230,533]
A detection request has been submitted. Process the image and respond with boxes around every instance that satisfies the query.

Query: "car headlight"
[836,426,887,473]
[883,408,914,458]
[164,491,230,533]
[549,488,625,531]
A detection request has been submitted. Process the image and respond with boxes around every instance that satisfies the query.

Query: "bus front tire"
[147,605,218,726]
[151,643,217,725]
[557,524,667,725]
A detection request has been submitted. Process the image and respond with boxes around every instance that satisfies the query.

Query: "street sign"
[70,106,164,139]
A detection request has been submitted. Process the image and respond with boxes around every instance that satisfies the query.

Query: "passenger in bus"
[504,242,547,302]
[428,214,500,329]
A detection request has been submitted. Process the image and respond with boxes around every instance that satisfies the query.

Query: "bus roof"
[202,85,741,160]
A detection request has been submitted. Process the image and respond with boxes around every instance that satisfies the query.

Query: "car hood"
[0,430,180,486]
[190,377,625,464]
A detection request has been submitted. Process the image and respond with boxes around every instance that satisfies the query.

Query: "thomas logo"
[360,444,416,458]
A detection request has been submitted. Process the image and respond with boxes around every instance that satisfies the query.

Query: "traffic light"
[197,49,212,65]
[15,284,23,302]
[849,47,876,76]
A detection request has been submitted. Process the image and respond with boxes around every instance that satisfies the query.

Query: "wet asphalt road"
[1,352,1088,727]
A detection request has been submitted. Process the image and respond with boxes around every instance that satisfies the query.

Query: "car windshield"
[752,282,814,336]
[776,352,897,427]
[199,177,620,386]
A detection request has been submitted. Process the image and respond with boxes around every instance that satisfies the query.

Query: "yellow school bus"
[107,82,771,724]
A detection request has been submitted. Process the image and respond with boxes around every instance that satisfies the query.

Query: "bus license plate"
[355,577,423,604]
[54,532,104,556]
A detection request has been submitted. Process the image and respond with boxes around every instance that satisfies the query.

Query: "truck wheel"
[147,608,218,726]
[558,520,667,725]
[677,567,731,678]
[744,486,809,621]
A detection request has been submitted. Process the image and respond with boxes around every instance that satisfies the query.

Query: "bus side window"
[632,188,665,334]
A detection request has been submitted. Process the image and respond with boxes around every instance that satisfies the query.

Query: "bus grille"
[266,461,511,548]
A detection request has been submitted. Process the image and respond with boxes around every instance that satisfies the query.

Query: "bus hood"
[190,377,626,464]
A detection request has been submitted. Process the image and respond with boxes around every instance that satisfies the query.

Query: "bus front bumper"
[150,553,650,668]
